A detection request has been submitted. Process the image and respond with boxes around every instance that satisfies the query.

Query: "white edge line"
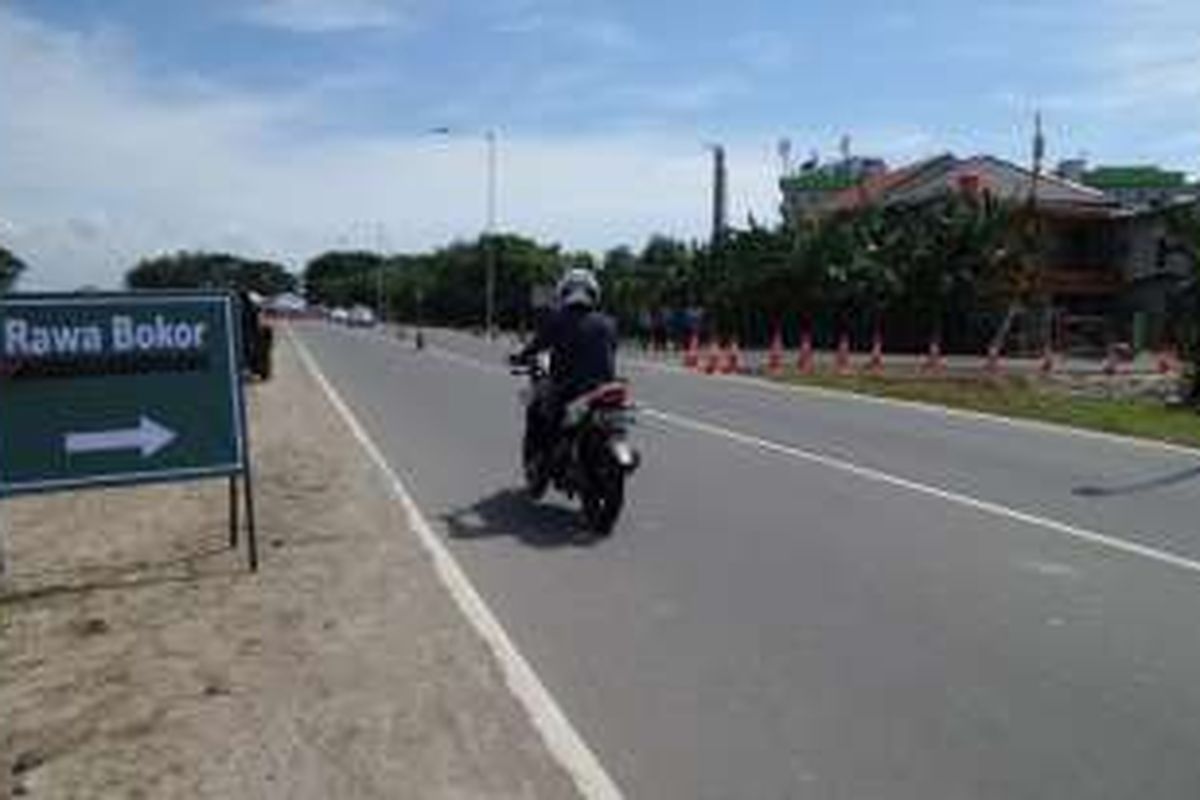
[287,325,625,800]
[642,406,1200,577]
[627,356,1200,458]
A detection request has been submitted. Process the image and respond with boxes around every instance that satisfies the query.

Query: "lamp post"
[430,127,499,338]
[485,129,497,339]
[374,221,386,325]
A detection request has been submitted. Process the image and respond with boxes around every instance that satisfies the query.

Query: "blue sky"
[2,0,1198,288]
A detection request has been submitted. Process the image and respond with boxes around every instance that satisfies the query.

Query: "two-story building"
[778,153,1197,350]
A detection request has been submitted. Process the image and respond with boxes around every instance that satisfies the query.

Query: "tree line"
[126,251,298,296]
[301,193,1042,354]
[304,236,595,331]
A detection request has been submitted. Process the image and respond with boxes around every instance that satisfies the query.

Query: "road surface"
[294,321,1200,799]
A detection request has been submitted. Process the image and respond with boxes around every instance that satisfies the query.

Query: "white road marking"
[626,355,1200,457]
[289,327,625,800]
[642,407,1200,578]
[64,415,176,458]
[326,325,1200,577]
[1018,559,1081,579]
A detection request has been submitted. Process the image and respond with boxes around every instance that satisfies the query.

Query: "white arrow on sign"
[64,415,177,458]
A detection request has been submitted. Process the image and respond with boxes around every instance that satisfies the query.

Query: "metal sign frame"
[0,290,259,571]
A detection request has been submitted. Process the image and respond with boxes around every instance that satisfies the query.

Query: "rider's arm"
[517,312,558,359]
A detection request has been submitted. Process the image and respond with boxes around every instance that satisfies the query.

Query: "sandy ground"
[0,331,579,800]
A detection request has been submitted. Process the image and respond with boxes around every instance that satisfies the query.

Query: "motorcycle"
[510,353,640,535]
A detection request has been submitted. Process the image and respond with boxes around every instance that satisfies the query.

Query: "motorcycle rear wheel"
[582,458,625,536]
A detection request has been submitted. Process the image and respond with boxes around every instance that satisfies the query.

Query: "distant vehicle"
[348,306,377,327]
[267,292,308,317]
[330,307,350,324]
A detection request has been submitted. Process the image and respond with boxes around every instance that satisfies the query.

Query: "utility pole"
[1031,111,1045,204]
[706,142,729,341]
[710,144,728,249]
[1031,111,1049,352]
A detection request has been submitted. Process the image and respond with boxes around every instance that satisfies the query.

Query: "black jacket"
[520,306,617,398]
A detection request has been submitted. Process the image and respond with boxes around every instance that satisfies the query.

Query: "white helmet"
[557,268,600,309]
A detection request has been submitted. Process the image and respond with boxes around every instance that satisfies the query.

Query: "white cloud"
[493,9,639,52]
[240,0,404,33]
[571,18,638,51]
[0,6,783,290]
[493,13,546,34]
[983,0,1200,169]
[1035,2,1200,111]
[617,77,749,114]
[732,31,794,72]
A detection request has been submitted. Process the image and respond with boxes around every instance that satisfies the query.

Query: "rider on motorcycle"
[511,268,618,477]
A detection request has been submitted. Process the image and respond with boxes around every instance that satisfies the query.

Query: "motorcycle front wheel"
[523,433,550,500]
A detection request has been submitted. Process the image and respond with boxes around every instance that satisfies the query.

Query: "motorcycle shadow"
[443,488,602,549]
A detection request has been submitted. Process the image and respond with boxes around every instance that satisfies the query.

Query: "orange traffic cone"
[866,332,884,374]
[703,340,720,374]
[1157,346,1178,375]
[722,340,741,374]
[1103,346,1119,377]
[683,332,700,369]
[835,334,852,375]
[797,332,814,375]
[984,344,1001,375]
[1040,347,1055,375]
[921,340,944,374]
[767,329,784,376]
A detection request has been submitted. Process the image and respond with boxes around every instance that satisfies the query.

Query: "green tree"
[0,244,27,293]
[1165,203,1200,403]
[303,251,386,308]
[127,252,297,296]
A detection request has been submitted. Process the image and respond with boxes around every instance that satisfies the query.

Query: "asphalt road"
[294,321,1200,799]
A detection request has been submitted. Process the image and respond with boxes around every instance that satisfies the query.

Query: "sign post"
[0,292,258,570]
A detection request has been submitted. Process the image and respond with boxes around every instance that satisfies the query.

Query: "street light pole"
[430,126,499,338]
[375,221,386,324]
[485,129,498,339]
